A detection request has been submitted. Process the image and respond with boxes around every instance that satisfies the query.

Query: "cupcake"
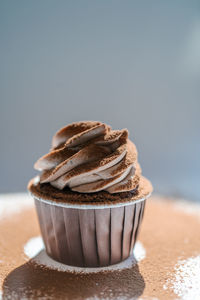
[28,121,152,267]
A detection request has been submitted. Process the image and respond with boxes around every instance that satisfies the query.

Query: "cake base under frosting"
[28,176,152,206]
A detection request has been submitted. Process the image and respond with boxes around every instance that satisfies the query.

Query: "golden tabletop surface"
[0,193,200,300]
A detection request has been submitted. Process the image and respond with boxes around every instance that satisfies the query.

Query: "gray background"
[1,0,200,200]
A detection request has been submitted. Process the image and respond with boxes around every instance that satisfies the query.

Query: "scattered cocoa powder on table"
[1,195,200,300]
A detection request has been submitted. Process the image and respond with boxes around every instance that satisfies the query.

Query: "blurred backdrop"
[0,0,200,200]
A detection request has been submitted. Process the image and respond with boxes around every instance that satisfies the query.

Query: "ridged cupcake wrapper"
[34,199,146,267]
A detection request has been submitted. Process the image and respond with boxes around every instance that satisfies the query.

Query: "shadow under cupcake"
[3,254,145,300]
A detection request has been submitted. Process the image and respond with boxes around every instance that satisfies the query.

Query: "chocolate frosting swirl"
[34,121,142,194]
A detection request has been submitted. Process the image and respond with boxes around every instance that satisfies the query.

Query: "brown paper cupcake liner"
[34,198,146,267]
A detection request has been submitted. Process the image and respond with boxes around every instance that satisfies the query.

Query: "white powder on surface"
[164,255,200,300]
[24,236,146,273]
[24,236,44,259]
[153,195,200,219]
[134,241,146,262]
[173,200,200,219]
[0,193,33,220]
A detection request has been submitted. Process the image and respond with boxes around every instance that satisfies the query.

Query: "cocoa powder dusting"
[33,121,142,193]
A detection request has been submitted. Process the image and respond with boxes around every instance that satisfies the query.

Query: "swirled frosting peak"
[34,121,142,194]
